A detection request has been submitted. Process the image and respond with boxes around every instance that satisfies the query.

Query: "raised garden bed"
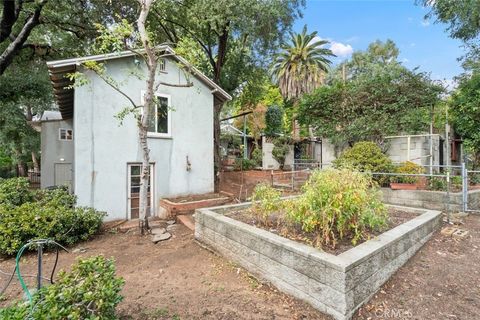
[195,202,441,320]
[158,191,232,218]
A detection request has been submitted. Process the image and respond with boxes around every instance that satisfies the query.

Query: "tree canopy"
[298,40,444,146]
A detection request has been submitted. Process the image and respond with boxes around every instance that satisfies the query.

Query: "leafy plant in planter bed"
[0,255,124,319]
[250,168,388,247]
[390,161,425,190]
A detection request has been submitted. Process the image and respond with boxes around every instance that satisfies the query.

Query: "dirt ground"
[354,214,480,320]
[0,224,329,320]
[220,170,298,201]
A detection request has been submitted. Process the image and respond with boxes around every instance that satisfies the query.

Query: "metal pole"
[37,243,43,291]
[243,115,247,160]
[446,170,451,223]
[462,160,468,213]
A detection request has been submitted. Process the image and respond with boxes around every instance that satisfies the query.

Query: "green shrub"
[285,168,388,246]
[392,161,424,184]
[0,202,105,256]
[251,148,263,166]
[234,158,256,171]
[0,255,124,320]
[427,176,447,191]
[333,142,393,184]
[0,177,34,206]
[36,187,76,208]
[272,136,291,170]
[250,183,282,224]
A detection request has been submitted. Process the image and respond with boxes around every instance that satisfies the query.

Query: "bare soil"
[165,193,229,203]
[0,224,329,320]
[219,170,298,201]
[354,214,480,320]
[226,208,419,255]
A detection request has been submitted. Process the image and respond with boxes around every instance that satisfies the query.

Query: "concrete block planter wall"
[195,203,442,320]
[381,188,480,212]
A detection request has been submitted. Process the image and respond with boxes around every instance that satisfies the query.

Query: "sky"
[294,0,465,87]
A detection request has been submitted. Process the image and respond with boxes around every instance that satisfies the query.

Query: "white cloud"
[330,42,353,57]
[421,20,430,27]
[402,58,410,63]
[310,36,354,57]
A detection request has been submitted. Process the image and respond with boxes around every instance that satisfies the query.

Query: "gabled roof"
[46,45,232,119]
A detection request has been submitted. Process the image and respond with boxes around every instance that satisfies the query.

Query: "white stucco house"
[42,46,231,221]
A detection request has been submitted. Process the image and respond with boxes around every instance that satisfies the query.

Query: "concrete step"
[177,214,195,231]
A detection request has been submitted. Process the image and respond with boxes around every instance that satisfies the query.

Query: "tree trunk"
[213,102,222,192]
[137,0,156,234]
[31,151,40,173]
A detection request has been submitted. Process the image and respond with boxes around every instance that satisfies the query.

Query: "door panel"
[54,163,72,191]
[127,164,154,220]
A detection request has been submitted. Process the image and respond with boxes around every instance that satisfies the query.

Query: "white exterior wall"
[261,136,294,170]
[40,120,74,188]
[319,135,442,168]
[73,57,214,221]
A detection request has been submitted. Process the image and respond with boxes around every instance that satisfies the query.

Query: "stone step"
[177,214,195,231]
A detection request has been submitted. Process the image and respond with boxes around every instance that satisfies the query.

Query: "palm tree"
[271,25,335,101]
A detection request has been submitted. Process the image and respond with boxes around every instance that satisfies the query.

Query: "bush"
[272,136,291,170]
[0,189,105,256]
[0,255,124,320]
[428,175,462,191]
[392,161,424,184]
[234,158,256,171]
[250,183,282,224]
[285,169,387,246]
[0,177,34,206]
[251,148,263,167]
[333,141,393,184]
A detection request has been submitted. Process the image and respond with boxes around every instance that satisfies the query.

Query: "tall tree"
[298,41,444,146]
[76,2,192,233]
[271,25,335,101]
[450,72,480,166]
[150,0,305,190]
[419,0,480,70]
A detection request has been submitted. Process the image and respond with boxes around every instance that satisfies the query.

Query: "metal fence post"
[446,170,451,223]
[462,160,468,213]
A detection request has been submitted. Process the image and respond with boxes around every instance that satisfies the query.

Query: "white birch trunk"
[137,0,157,233]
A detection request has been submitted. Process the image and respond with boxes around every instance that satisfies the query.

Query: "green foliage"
[0,178,34,206]
[271,25,335,100]
[0,256,124,320]
[0,183,104,256]
[265,105,284,136]
[298,40,443,146]
[333,142,394,184]
[234,158,256,171]
[450,72,480,160]
[286,169,387,246]
[251,148,263,166]
[272,136,291,169]
[392,161,425,184]
[250,183,282,224]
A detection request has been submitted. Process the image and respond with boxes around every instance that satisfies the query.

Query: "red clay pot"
[390,183,418,190]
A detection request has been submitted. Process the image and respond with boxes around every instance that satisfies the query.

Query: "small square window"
[59,128,73,141]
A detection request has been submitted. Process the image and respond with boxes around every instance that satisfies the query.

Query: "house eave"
[46,46,231,119]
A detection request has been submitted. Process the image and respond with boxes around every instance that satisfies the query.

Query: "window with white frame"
[159,59,166,72]
[59,128,73,141]
[145,94,170,135]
